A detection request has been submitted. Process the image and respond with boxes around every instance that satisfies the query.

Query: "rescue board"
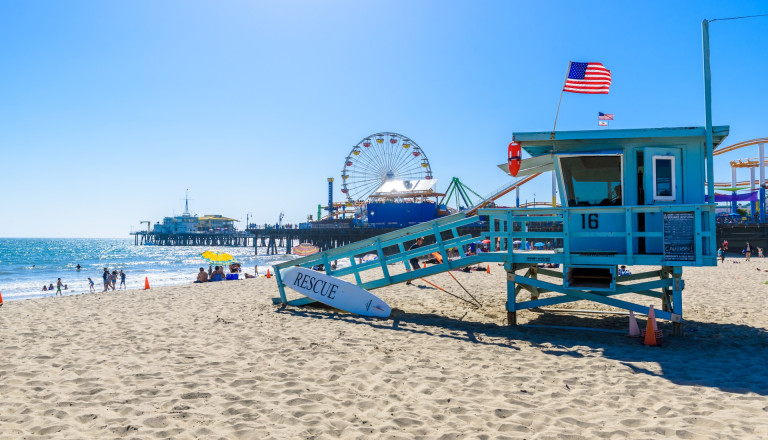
[280,266,391,318]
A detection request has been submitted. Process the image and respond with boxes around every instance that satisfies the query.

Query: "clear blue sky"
[1,1,766,237]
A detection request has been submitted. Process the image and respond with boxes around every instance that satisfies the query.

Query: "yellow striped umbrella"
[201,250,236,265]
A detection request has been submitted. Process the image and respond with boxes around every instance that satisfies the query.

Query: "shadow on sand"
[275,303,768,396]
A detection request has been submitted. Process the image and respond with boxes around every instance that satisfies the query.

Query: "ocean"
[0,238,298,302]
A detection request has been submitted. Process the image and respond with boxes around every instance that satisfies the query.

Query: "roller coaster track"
[713,137,768,156]
[709,138,768,189]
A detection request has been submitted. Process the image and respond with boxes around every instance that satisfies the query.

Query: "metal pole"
[552,171,557,206]
[702,20,715,204]
[761,143,766,223]
[552,62,572,139]
[516,186,520,208]
[751,167,756,219]
[732,167,738,214]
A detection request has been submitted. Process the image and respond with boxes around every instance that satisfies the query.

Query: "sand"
[1,258,767,439]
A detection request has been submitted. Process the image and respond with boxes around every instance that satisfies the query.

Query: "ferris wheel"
[340,132,433,203]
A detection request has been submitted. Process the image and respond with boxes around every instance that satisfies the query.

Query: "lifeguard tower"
[273,125,729,335]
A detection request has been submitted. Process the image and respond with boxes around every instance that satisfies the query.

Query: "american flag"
[598,112,614,120]
[563,62,611,94]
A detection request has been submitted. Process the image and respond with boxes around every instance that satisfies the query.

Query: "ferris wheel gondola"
[340,132,433,203]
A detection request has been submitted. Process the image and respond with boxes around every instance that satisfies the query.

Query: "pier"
[248,225,488,255]
[131,225,489,256]
[132,232,255,247]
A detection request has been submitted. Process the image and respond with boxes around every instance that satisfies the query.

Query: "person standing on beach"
[88,277,95,292]
[110,271,118,291]
[405,237,424,286]
[119,270,126,289]
[744,241,752,261]
[56,278,63,296]
[102,268,109,292]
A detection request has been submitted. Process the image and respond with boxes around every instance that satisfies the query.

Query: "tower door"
[643,147,682,205]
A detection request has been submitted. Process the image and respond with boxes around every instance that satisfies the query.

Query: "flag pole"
[552,61,571,140]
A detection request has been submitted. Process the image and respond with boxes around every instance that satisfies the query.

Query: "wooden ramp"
[272,205,715,335]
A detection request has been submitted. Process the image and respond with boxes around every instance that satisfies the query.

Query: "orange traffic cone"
[628,310,640,337]
[643,305,659,346]
[649,305,658,331]
[266,269,272,279]
[423,262,427,269]
[144,277,150,290]
[486,265,490,274]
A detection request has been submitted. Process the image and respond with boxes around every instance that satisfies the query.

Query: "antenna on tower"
[182,189,192,216]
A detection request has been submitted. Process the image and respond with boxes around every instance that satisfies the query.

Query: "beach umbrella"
[512,240,522,244]
[361,253,378,262]
[481,239,491,244]
[534,242,545,247]
[293,243,320,256]
[201,250,236,265]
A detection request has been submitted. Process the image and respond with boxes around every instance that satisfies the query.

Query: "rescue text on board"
[293,272,339,299]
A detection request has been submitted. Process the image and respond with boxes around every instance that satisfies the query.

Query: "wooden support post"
[660,266,671,312]
[506,268,517,326]
[671,266,684,336]
[529,266,539,300]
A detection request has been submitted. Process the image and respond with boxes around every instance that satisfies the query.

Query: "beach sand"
[1,259,767,439]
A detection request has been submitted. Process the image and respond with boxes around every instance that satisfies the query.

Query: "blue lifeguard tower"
[273,125,729,335]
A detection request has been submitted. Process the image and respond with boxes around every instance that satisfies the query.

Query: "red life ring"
[507,141,521,176]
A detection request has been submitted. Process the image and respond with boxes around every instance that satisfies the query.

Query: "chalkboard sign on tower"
[663,211,696,262]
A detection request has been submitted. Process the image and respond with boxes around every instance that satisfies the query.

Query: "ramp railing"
[274,212,486,303]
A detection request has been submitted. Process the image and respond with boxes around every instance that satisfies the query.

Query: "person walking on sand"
[744,241,752,261]
[110,270,118,291]
[56,278,63,296]
[406,237,425,286]
[88,277,95,292]
[119,270,126,289]
[718,247,724,263]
